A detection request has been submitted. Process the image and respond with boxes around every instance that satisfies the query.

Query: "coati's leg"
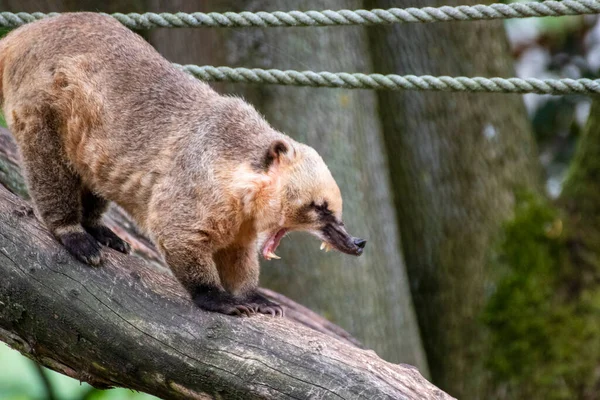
[81,189,130,254]
[215,245,283,317]
[15,121,102,265]
[159,234,256,317]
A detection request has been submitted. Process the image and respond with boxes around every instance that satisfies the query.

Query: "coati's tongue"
[262,228,288,260]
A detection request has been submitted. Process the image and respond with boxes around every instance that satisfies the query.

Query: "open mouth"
[261,228,288,260]
[319,239,361,256]
[261,228,338,260]
[261,226,366,260]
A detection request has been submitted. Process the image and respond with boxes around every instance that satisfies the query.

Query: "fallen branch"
[0,127,452,399]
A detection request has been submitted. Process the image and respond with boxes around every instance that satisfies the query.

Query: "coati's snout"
[320,221,366,256]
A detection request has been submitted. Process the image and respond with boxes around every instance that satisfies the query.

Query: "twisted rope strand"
[0,0,599,28]
[3,4,599,94]
[179,65,600,95]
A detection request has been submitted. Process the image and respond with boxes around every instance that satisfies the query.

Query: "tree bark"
[560,98,600,214]
[0,127,450,399]
[367,0,542,397]
[148,0,428,372]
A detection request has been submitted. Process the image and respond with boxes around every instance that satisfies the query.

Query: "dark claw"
[245,292,285,318]
[229,304,254,317]
[84,224,131,254]
[265,308,276,317]
[59,231,103,266]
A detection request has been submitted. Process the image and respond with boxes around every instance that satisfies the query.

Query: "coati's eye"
[312,201,332,216]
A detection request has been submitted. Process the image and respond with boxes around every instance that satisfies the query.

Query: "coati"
[0,13,366,317]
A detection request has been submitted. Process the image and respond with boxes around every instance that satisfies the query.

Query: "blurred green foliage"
[484,192,600,399]
[0,343,157,400]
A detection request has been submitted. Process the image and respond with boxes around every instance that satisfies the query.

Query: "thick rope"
[0,1,599,28]
[179,65,600,95]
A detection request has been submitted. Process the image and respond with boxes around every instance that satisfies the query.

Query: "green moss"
[484,191,600,400]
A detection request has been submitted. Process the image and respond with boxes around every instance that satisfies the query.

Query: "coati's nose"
[320,223,366,256]
[353,238,367,250]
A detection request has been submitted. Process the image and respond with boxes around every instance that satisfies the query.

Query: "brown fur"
[0,13,363,316]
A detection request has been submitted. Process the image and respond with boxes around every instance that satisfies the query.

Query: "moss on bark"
[485,99,600,399]
[484,193,599,399]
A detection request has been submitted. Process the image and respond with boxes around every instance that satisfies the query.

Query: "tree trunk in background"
[367,0,542,397]
[148,0,428,371]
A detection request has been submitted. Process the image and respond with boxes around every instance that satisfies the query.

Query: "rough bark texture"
[0,126,450,399]
[366,1,542,398]
[148,0,428,372]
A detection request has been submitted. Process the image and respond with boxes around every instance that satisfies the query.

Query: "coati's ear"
[264,139,293,169]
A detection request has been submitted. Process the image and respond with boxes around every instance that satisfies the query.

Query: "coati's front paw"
[192,285,256,317]
[84,224,131,254]
[245,292,284,317]
[59,231,103,266]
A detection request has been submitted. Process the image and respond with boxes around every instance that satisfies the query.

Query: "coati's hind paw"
[84,224,131,254]
[245,292,285,317]
[59,231,103,266]
[192,285,257,317]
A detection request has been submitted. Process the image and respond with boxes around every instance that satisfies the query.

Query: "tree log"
[0,127,452,399]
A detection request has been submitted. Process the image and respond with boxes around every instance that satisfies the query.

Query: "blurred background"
[0,0,599,399]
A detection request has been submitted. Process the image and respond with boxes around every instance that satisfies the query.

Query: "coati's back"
[0,12,207,111]
[0,13,222,217]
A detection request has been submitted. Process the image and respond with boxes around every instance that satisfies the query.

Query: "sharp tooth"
[321,242,333,252]
[266,251,281,260]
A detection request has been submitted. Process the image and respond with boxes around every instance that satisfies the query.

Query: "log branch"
[0,127,452,400]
